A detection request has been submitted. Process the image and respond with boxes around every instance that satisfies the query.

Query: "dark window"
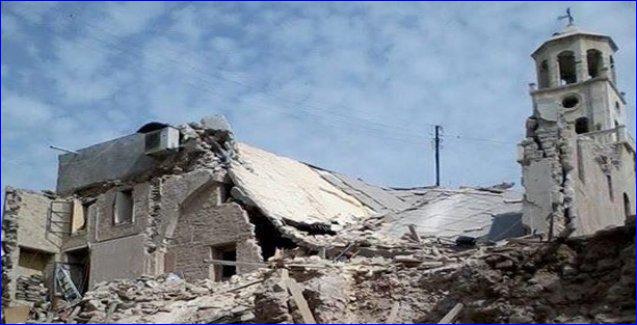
[607,175,614,201]
[539,60,550,88]
[18,247,54,273]
[210,244,236,282]
[114,189,134,224]
[610,56,616,82]
[79,201,92,231]
[624,193,632,218]
[562,95,579,108]
[575,117,589,134]
[558,51,577,85]
[587,49,603,78]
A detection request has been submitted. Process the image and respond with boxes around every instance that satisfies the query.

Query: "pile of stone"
[26,220,634,324]
[71,270,270,323]
[15,275,48,302]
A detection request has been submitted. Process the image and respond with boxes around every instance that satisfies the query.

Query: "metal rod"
[49,145,79,155]
[434,125,441,187]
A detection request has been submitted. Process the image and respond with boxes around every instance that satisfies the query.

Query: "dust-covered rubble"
[30,220,635,324]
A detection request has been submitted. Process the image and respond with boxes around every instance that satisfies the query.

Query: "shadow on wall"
[485,212,526,242]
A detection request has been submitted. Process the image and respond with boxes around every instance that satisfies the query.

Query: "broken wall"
[56,133,158,195]
[520,118,636,238]
[2,188,60,307]
[164,179,262,281]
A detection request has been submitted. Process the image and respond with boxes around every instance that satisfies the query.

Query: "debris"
[438,303,463,324]
[282,269,317,324]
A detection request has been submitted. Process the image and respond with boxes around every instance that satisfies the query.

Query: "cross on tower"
[558,8,575,26]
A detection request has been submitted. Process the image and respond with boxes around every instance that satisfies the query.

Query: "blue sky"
[1,2,635,196]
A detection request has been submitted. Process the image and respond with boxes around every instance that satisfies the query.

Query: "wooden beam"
[223,279,265,293]
[438,303,463,324]
[281,269,316,324]
[205,259,267,267]
[333,242,355,261]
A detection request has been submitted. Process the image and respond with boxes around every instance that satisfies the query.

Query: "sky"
[1,2,636,197]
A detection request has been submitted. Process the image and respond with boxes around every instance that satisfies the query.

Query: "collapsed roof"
[227,136,524,248]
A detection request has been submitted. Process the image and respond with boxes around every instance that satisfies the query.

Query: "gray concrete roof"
[230,142,524,246]
[378,188,524,242]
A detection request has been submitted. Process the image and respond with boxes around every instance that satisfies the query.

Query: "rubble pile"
[15,275,48,303]
[28,221,634,324]
[422,220,636,323]
[70,271,270,324]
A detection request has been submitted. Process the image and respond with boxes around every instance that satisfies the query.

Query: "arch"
[558,51,577,85]
[538,60,550,88]
[624,193,632,218]
[575,117,589,134]
[586,49,603,78]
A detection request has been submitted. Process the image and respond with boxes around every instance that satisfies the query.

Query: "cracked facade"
[518,25,636,239]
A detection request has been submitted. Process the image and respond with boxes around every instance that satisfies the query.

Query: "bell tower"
[518,15,635,239]
[529,22,626,133]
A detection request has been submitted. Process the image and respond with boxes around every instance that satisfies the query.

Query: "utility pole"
[434,125,442,187]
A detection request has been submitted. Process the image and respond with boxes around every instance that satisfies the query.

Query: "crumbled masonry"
[22,220,636,324]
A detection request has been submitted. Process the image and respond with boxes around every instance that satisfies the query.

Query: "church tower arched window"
[586,49,603,78]
[558,51,577,85]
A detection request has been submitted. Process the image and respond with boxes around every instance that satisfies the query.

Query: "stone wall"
[167,187,262,281]
[93,183,150,243]
[519,120,573,238]
[520,117,636,238]
[89,234,149,287]
[2,188,59,307]
[571,136,636,235]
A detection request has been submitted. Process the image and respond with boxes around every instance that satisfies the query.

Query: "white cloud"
[4,2,56,24]
[1,2,635,194]
[1,94,54,129]
[96,2,167,38]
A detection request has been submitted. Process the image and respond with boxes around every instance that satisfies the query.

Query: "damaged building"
[1,21,635,324]
[2,115,524,312]
[518,24,636,239]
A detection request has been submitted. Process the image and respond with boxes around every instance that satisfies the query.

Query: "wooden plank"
[408,224,421,243]
[438,303,463,324]
[334,243,354,261]
[386,301,400,324]
[283,272,316,324]
[223,279,265,293]
[205,259,267,267]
